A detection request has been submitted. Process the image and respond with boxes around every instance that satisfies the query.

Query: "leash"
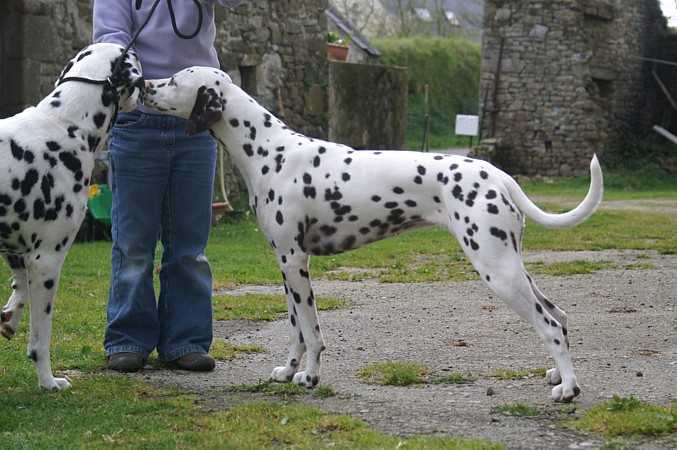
[55,0,164,128]
[55,0,204,127]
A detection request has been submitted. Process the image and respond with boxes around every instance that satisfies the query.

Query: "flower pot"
[211,201,231,226]
[327,43,349,61]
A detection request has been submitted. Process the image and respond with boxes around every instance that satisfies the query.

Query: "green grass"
[356,362,430,386]
[567,395,677,438]
[435,373,476,385]
[210,339,267,360]
[212,292,347,321]
[487,368,548,380]
[1,171,675,447]
[527,260,616,276]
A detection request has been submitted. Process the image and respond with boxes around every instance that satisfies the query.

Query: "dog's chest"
[0,123,92,254]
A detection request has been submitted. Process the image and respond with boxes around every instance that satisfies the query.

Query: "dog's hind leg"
[270,250,326,387]
[526,275,569,386]
[1,255,29,339]
[462,236,580,402]
[26,253,71,390]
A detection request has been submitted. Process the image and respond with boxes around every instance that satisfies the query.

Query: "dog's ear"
[186,86,226,135]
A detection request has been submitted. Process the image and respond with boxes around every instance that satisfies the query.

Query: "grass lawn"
[0,167,675,448]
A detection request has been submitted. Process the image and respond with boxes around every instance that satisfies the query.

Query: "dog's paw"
[1,322,16,339]
[292,371,319,388]
[551,382,581,403]
[1,310,16,339]
[270,366,296,382]
[546,368,561,385]
[40,377,71,390]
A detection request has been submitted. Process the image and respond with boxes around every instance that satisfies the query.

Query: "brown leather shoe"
[173,353,215,372]
[108,352,145,372]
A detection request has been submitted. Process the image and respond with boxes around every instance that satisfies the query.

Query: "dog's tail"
[504,154,603,229]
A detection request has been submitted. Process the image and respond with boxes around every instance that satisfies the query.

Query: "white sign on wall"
[455,115,479,137]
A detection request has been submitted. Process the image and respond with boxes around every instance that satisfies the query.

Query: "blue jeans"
[104,111,216,362]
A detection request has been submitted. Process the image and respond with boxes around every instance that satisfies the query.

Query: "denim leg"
[105,111,166,359]
[156,118,216,361]
[104,112,216,361]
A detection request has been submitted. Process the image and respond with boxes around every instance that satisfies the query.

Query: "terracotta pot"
[211,201,230,225]
[327,43,349,61]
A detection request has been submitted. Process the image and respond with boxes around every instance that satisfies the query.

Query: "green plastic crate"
[88,184,112,226]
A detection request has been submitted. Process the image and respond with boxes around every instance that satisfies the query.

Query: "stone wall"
[0,0,92,117]
[328,61,407,149]
[479,0,666,176]
[0,0,331,203]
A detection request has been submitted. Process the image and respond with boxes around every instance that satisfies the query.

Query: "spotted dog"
[0,43,143,389]
[144,67,603,402]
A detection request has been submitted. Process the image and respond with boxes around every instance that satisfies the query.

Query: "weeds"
[356,362,430,386]
[567,395,676,437]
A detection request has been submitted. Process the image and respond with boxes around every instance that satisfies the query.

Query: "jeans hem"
[106,345,150,360]
[158,345,208,362]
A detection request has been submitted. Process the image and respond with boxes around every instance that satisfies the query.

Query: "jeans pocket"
[114,111,146,129]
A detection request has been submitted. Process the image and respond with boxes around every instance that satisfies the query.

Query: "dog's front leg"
[1,256,29,339]
[27,255,71,390]
[270,251,325,387]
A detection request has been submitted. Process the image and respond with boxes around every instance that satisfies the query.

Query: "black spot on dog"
[490,226,508,241]
[93,112,107,129]
[320,225,337,236]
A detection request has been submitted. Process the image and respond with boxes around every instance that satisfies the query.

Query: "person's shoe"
[173,353,216,372]
[108,352,145,372]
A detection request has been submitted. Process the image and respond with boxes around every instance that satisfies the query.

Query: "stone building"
[479,0,667,176]
[0,0,407,204]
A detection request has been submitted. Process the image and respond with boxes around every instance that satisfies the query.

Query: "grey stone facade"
[0,0,331,203]
[479,0,666,176]
[1,1,407,203]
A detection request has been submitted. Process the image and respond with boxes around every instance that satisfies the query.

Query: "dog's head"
[143,67,230,135]
[57,43,144,113]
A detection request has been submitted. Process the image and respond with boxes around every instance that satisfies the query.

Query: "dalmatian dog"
[0,43,144,389]
[144,67,603,403]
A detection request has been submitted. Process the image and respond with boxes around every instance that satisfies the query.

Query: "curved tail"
[504,154,603,229]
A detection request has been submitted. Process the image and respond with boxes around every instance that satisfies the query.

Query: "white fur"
[144,66,603,402]
[0,43,143,389]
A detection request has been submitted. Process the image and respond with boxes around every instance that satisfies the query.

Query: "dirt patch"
[132,249,677,449]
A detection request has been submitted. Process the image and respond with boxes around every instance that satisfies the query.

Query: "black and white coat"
[144,66,603,403]
[0,43,143,389]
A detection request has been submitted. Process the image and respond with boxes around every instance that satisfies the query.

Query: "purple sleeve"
[93,0,133,46]
[214,0,246,8]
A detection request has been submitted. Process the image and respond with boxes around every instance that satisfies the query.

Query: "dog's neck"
[212,84,326,180]
[35,83,118,154]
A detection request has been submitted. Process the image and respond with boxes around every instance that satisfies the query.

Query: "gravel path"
[124,187,677,449]
[135,248,676,449]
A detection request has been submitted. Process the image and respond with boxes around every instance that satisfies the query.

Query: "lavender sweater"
[93,0,244,114]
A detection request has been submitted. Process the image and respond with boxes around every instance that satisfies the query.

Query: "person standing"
[93,0,245,372]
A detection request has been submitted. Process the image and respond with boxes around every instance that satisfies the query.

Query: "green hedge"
[373,36,481,150]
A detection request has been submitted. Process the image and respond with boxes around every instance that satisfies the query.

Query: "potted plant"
[327,31,352,61]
